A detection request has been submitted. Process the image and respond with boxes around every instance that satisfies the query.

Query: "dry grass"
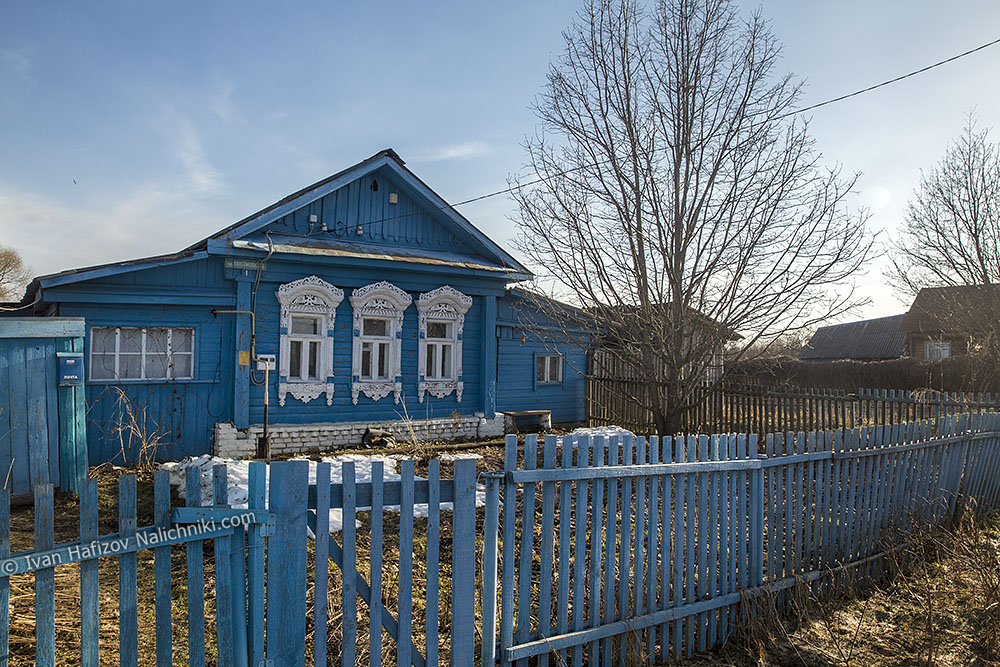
[687,512,1000,667]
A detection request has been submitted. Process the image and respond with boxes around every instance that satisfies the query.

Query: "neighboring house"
[799,314,908,362]
[17,150,586,463]
[899,284,1000,360]
[588,304,730,384]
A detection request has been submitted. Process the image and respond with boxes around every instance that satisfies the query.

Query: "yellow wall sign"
[238,351,250,367]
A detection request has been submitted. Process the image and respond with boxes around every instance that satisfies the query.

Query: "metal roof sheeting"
[799,314,908,361]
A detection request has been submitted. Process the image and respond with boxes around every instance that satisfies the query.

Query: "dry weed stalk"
[108,387,168,470]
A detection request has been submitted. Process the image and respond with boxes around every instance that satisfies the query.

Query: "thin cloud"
[173,115,226,195]
[413,141,492,162]
[0,181,226,279]
[211,80,238,124]
[1,48,32,80]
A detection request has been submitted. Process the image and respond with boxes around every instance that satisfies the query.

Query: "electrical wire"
[317,33,1000,235]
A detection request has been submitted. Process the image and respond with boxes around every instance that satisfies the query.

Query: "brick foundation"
[213,413,506,459]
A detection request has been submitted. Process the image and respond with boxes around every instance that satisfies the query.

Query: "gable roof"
[899,284,1000,334]
[188,148,531,278]
[799,314,908,361]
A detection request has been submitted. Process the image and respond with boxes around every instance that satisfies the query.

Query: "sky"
[2,1,1000,319]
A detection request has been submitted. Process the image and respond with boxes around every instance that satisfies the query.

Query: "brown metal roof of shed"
[799,314,908,361]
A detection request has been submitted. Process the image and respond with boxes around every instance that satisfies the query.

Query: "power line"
[326,34,1000,234]
[776,35,1000,119]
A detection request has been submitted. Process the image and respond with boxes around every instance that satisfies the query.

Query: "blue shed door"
[0,319,88,497]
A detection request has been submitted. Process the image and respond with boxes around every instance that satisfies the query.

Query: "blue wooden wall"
[54,262,233,465]
[241,258,498,426]
[495,293,588,424]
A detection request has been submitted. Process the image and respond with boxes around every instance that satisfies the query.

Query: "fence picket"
[118,476,137,667]
[426,459,440,666]
[153,471,172,667]
[451,459,477,665]
[342,462,357,666]
[398,460,415,667]
[538,435,557,667]
[370,461,385,667]
[79,479,99,667]
[186,469,206,667]
[34,484,55,667]
[572,437,590,667]
[315,462,331,667]
[213,466,234,667]
[515,434,537,667]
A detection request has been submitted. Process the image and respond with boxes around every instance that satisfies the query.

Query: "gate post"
[266,461,309,667]
[481,471,503,666]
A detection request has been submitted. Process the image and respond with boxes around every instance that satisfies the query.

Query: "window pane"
[119,328,142,353]
[427,321,450,339]
[91,327,116,354]
[172,354,193,379]
[363,318,388,337]
[308,341,320,379]
[441,344,452,379]
[90,353,116,380]
[361,342,372,379]
[146,328,169,355]
[291,316,319,336]
[378,342,389,378]
[426,344,437,378]
[145,352,168,379]
[536,356,546,382]
[119,353,142,379]
[550,356,561,382]
[289,341,302,379]
[172,328,193,352]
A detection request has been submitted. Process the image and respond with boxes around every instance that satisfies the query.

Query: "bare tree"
[511,0,871,434]
[0,244,31,302]
[888,114,1000,297]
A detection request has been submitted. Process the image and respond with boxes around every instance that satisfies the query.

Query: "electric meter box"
[256,354,276,371]
[57,352,85,386]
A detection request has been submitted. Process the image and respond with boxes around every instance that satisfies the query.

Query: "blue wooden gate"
[0,318,88,497]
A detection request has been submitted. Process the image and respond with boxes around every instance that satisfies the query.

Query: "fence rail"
[492,412,1000,664]
[587,377,1000,435]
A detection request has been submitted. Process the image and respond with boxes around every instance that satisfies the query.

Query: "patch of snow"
[438,452,483,461]
[160,453,485,534]
[560,425,636,445]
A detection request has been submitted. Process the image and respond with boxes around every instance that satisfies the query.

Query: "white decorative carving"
[352,381,402,405]
[416,286,472,403]
[277,276,343,407]
[279,381,335,406]
[350,282,412,403]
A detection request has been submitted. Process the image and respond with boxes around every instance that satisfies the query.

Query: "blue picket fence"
[490,413,1000,664]
[1,415,999,665]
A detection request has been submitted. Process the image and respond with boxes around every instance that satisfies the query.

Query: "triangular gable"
[194,149,532,278]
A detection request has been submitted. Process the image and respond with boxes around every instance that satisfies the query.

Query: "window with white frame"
[425,320,455,380]
[416,286,472,402]
[90,326,194,381]
[536,354,563,384]
[925,340,952,360]
[359,317,392,380]
[350,281,412,404]
[277,276,344,406]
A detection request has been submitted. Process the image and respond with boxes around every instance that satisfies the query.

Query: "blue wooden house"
[18,150,587,463]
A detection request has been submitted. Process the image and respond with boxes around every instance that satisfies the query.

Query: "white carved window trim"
[350,281,412,404]
[277,276,344,406]
[416,285,472,403]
